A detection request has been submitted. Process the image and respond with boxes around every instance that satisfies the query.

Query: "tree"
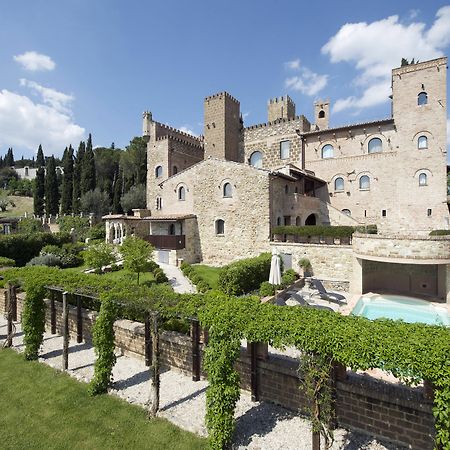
[121,136,147,191]
[120,184,146,213]
[4,147,14,167]
[120,236,154,284]
[81,133,96,194]
[72,141,85,214]
[80,188,111,216]
[33,145,45,216]
[61,145,74,214]
[112,168,123,214]
[94,144,121,201]
[45,155,59,216]
[84,242,116,272]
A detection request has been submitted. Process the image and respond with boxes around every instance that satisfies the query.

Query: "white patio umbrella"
[269,249,281,285]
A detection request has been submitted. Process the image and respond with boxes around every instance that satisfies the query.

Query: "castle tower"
[314,100,329,130]
[142,111,153,141]
[267,96,296,122]
[204,92,241,162]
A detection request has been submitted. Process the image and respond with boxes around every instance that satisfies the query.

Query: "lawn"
[0,195,33,218]
[0,349,206,450]
[190,264,221,290]
[63,266,156,285]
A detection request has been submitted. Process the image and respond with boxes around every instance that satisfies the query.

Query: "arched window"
[334,177,344,191]
[215,219,225,235]
[419,173,427,186]
[223,182,232,198]
[368,138,382,154]
[305,214,316,225]
[172,166,178,175]
[359,175,370,190]
[156,196,162,210]
[295,216,301,226]
[342,209,351,216]
[249,151,263,168]
[178,186,185,201]
[321,144,333,159]
[418,136,428,149]
[318,110,325,119]
[155,165,163,178]
[418,92,428,106]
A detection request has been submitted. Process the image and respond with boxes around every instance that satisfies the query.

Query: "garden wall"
[1,289,435,449]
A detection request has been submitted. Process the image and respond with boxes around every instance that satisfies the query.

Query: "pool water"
[351,294,450,326]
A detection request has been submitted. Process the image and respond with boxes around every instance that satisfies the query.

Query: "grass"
[0,195,33,218]
[190,264,221,290]
[0,349,206,450]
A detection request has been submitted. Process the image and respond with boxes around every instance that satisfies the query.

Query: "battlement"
[392,57,447,77]
[155,134,204,149]
[314,98,330,106]
[268,95,295,106]
[245,114,306,130]
[204,91,240,104]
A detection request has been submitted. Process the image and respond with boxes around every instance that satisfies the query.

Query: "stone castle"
[104,57,450,301]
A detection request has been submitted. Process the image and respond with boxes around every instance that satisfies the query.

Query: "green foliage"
[121,236,154,284]
[45,155,59,216]
[121,136,147,189]
[120,183,146,213]
[7,177,33,196]
[41,243,84,268]
[81,134,96,195]
[84,242,116,271]
[281,268,297,287]
[21,282,47,360]
[72,141,85,214]
[259,281,276,297]
[60,146,74,214]
[273,225,356,238]
[0,256,15,267]
[27,254,62,267]
[87,222,106,240]
[153,268,169,284]
[89,295,118,395]
[57,215,90,240]
[429,229,450,236]
[218,253,272,295]
[80,188,111,216]
[0,232,71,266]
[33,166,45,216]
[0,190,14,212]
[355,224,378,234]
[18,217,43,234]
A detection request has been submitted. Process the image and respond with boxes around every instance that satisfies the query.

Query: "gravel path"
[0,318,403,450]
[157,262,197,293]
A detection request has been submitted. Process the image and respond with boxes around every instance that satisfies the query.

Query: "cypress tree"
[4,147,14,167]
[45,155,60,216]
[33,145,45,216]
[60,145,74,214]
[112,168,123,214]
[72,141,85,214]
[81,133,96,194]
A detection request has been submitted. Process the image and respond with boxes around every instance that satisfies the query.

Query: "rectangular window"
[280,141,290,159]
[427,208,432,217]
[382,209,386,217]
[364,210,367,217]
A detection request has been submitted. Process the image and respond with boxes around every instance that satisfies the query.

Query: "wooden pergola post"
[62,291,69,371]
[148,312,160,417]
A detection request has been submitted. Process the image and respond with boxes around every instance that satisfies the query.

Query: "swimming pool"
[351,294,450,326]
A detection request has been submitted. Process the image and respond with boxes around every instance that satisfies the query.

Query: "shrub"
[218,253,272,295]
[17,218,43,234]
[81,188,111,216]
[281,269,297,287]
[27,254,62,267]
[57,216,90,241]
[196,280,210,293]
[429,229,450,236]
[84,242,116,271]
[41,243,84,268]
[121,236,154,285]
[0,256,15,267]
[259,281,276,297]
[154,269,169,284]
[273,225,356,238]
[88,223,106,240]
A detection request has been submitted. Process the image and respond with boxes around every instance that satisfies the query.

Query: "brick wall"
[2,289,435,449]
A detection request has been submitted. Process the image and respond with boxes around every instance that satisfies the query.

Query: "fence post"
[9,284,17,322]
[76,296,83,343]
[149,313,160,417]
[144,313,152,367]
[50,291,56,334]
[191,319,200,381]
[249,342,258,402]
[62,291,69,371]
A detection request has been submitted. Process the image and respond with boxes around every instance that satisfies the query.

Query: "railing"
[144,234,186,250]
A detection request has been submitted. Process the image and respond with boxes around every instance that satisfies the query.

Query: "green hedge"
[0,232,72,266]
[218,253,272,295]
[430,229,450,236]
[0,256,15,267]
[273,224,377,238]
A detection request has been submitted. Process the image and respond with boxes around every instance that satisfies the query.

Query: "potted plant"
[298,258,313,278]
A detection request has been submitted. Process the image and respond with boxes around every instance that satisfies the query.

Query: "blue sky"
[0,0,449,160]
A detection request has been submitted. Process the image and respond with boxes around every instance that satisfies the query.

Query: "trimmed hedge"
[430,229,450,236]
[0,256,15,267]
[218,253,272,295]
[273,224,377,238]
[0,232,71,266]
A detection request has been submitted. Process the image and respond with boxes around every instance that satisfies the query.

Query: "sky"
[0,0,449,160]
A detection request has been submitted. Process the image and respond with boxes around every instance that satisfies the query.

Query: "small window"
[382,209,387,217]
[318,110,325,119]
[427,208,432,217]
[280,141,290,159]
[368,138,382,154]
[418,92,428,106]
[334,177,344,191]
[173,166,178,175]
[342,209,351,216]
[364,210,367,217]
[178,186,186,200]
[419,173,427,186]
[359,175,370,190]
[418,136,428,149]
[155,165,163,178]
[223,182,232,198]
[25,167,29,176]
[250,151,263,168]
[215,219,224,235]
[156,196,162,210]
[169,224,175,235]
[321,144,333,159]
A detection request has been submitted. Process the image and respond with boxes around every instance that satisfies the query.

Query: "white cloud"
[13,51,56,71]
[179,125,197,136]
[20,79,74,114]
[0,89,84,155]
[322,6,450,113]
[284,60,328,96]
[408,9,420,20]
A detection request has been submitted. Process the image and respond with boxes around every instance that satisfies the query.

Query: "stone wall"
[2,289,435,450]
[270,242,353,283]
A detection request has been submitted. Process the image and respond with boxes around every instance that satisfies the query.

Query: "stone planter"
[286,234,296,243]
[308,236,320,244]
[340,236,351,245]
[297,235,308,243]
[273,233,284,242]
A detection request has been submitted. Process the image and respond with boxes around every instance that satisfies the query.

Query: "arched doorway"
[305,214,316,226]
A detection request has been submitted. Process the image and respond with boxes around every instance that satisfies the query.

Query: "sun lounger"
[287,293,334,312]
[310,279,347,304]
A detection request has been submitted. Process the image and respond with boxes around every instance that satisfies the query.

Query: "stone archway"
[305,214,316,226]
